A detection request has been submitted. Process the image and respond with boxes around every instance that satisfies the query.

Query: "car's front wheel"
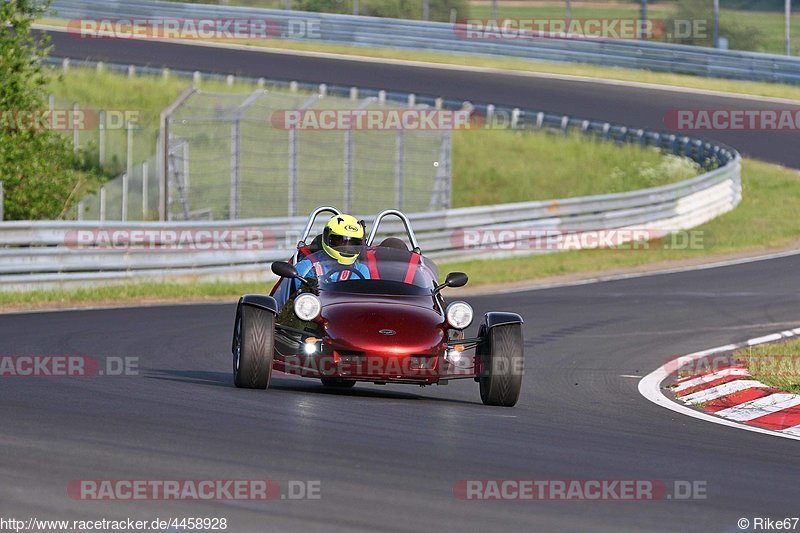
[479,323,524,407]
[233,304,275,389]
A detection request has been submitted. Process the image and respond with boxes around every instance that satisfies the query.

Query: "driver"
[292,214,371,292]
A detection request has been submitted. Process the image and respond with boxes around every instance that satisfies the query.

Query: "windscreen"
[319,246,439,296]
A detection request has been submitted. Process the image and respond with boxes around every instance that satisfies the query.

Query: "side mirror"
[435,271,468,293]
[271,261,300,279]
[444,272,469,288]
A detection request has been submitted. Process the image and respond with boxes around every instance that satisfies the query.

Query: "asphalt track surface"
[1,32,799,531]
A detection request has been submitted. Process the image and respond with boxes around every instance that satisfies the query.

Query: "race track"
[2,31,799,531]
[3,255,800,530]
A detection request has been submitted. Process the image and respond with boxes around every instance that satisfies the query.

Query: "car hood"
[320,295,445,355]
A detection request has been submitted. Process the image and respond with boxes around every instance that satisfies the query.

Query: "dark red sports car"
[231,207,524,406]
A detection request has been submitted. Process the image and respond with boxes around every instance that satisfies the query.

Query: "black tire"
[233,304,275,389]
[479,323,524,407]
[320,378,356,388]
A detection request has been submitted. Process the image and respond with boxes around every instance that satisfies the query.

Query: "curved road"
[2,31,799,531]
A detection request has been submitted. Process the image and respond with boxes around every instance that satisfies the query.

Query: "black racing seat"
[296,234,324,263]
[378,237,409,251]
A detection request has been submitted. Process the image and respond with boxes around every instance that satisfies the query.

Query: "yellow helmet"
[322,214,365,265]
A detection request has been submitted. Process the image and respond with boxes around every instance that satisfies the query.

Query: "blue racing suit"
[274,250,371,311]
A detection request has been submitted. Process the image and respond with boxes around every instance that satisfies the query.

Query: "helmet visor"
[327,234,363,256]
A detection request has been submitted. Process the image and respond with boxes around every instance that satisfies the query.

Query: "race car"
[231,206,525,406]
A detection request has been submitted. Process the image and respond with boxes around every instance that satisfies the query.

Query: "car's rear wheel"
[320,378,356,388]
[233,304,274,389]
[479,323,524,407]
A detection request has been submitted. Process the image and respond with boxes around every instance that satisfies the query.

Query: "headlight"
[294,294,321,321]
[446,301,473,330]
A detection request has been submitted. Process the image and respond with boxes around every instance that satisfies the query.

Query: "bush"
[0,0,96,220]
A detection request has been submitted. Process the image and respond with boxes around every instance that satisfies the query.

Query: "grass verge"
[0,282,269,313]
[736,338,800,394]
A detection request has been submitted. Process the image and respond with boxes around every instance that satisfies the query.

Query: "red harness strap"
[403,253,421,284]
[366,250,380,280]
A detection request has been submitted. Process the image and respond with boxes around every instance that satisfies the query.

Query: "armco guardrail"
[47,0,800,84]
[0,150,741,291]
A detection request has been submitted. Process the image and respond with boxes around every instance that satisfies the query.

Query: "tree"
[0,0,90,220]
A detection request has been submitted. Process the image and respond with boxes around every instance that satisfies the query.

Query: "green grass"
[735,338,800,394]
[453,128,698,206]
[0,281,270,310]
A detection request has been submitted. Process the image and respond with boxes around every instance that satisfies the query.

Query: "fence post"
[288,94,319,217]
[142,161,149,219]
[230,117,241,219]
[182,142,190,194]
[343,97,375,214]
[77,199,84,221]
[98,110,106,166]
[72,103,80,152]
[121,173,129,221]
[288,126,298,217]
[229,90,263,220]
[343,127,352,213]
[394,130,405,211]
[0,181,3,221]
[159,86,196,221]
[99,187,107,222]
[430,131,452,211]
[126,120,134,179]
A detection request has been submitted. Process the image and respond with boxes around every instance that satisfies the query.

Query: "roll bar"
[293,205,341,262]
[366,210,421,252]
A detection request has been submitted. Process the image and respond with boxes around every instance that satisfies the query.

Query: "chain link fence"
[72,87,452,221]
